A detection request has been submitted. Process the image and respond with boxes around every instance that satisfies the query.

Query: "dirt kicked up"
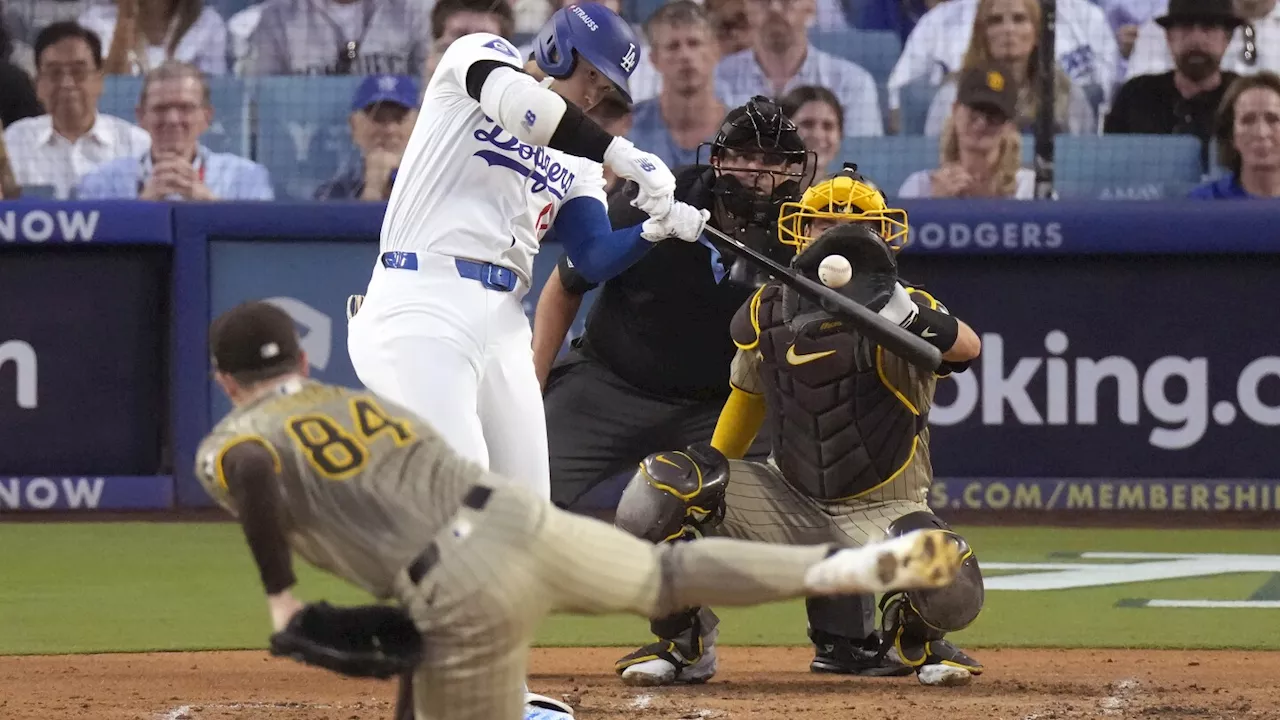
[2,647,1277,720]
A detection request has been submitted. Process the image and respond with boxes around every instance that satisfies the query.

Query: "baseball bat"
[701,225,943,372]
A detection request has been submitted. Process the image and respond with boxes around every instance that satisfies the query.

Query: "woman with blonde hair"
[923,0,1093,136]
[900,64,1035,198]
[83,0,228,75]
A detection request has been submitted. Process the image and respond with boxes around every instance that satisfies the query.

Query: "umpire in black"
[533,97,815,514]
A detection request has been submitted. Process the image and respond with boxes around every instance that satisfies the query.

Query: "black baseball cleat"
[809,630,914,677]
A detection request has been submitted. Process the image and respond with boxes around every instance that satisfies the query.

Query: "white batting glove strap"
[878,283,919,327]
[603,136,676,212]
[632,189,674,219]
[640,203,709,243]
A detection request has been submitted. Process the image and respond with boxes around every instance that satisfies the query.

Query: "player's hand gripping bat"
[700,225,943,372]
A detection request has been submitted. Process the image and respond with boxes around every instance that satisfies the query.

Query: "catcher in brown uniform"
[612,166,986,688]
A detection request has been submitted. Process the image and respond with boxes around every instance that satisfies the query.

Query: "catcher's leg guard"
[614,443,730,543]
[614,444,728,686]
[880,512,985,687]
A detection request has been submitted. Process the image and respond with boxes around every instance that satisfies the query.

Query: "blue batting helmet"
[534,3,641,103]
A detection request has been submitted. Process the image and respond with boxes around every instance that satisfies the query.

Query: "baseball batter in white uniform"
[347,3,709,499]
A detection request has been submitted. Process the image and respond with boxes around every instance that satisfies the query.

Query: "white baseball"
[818,254,853,288]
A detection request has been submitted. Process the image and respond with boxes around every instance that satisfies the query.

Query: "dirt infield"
[3,647,1278,720]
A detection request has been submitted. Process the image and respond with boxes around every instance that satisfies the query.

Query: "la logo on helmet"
[620,43,637,72]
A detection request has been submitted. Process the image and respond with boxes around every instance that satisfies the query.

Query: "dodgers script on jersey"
[378,32,608,287]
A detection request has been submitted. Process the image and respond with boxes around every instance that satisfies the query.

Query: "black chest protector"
[753,284,925,500]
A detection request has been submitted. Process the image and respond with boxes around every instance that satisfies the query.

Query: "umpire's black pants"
[544,348,770,513]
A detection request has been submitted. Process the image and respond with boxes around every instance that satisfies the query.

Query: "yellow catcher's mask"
[778,168,909,254]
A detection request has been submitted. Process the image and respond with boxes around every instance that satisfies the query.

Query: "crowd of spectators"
[0,0,1274,200]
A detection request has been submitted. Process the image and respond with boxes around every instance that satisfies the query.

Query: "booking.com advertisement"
[204,241,1280,512]
[2,201,1278,513]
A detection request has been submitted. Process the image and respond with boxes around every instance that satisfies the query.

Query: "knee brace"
[614,443,729,544]
[881,512,984,640]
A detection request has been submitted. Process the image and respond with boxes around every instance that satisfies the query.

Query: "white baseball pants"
[347,252,550,499]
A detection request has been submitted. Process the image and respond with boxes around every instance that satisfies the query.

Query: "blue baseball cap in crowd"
[351,75,421,112]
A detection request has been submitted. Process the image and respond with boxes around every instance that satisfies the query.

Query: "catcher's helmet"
[535,3,641,103]
[778,163,909,254]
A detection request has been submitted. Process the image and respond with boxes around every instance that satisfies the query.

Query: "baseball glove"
[268,601,423,680]
[792,223,899,311]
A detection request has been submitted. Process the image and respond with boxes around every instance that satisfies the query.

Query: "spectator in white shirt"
[82,0,228,76]
[1127,0,1279,78]
[1097,0,1168,71]
[423,0,513,81]
[715,0,884,135]
[780,84,844,173]
[886,0,1118,132]
[925,0,1096,135]
[226,2,262,75]
[3,21,149,198]
[4,0,91,46]
[249,0,430,76]
[899,63,1036,198]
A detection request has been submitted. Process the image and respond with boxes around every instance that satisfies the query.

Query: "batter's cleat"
[809,630,913,677]
[897,638,984,687]
[524,707,573,720]
[615,640,718,687]
[345,294,364,321]
[525,693,574,715]
[804,530,963,596]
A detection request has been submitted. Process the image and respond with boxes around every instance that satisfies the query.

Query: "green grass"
[1,523,1277,655]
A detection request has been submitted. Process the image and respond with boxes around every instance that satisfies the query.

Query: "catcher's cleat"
[809,629,913,677]
[615,639,718,687]
[896,637,984,687]
[805,529,963,596]
[346,294,364,321]
[879,593,984,687]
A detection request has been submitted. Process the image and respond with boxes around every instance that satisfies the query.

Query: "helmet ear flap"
[535,9,581,80]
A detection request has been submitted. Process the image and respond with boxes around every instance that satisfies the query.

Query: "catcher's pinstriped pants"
[391,482,834,720]
[680,459,931,641]
[715,459,931,547]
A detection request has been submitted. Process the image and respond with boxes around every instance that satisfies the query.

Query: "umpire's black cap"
[209,301,302,378]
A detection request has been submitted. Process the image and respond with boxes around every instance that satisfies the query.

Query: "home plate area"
[4,647,1279,720]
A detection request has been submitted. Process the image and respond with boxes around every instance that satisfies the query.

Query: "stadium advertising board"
[0,204,173,511]
[1,200,1276,512]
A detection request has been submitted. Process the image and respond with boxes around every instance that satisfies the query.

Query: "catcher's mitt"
[268,601,423,680]
[792,223,899,311]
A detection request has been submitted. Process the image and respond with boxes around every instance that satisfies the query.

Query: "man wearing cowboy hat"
[1105,0,1242,172]
[1125,0,1280,80]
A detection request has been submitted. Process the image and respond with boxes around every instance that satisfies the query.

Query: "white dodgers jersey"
[379,33,608,287]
